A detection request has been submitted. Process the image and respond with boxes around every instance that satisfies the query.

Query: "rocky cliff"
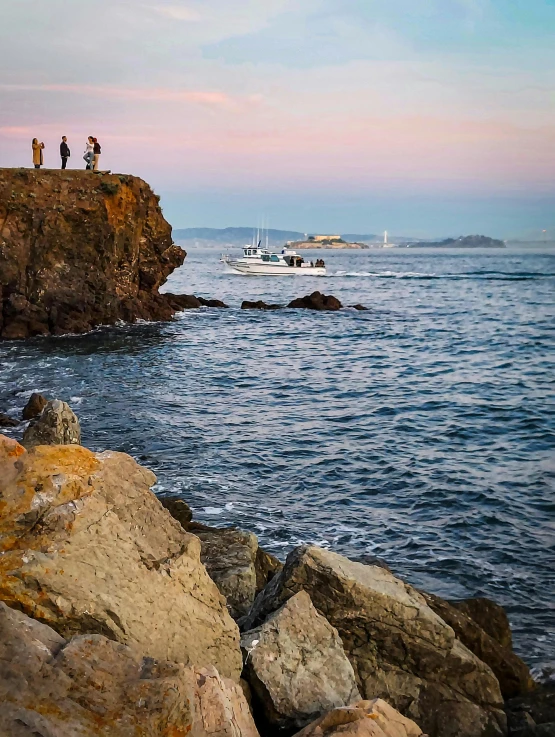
[0,168,186,339]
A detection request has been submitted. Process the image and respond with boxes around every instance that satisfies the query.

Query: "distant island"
[406,235,506,249]
[286,235,368,250]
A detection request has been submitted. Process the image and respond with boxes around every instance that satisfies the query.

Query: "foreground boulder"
[243,545,506,737]
[0,435,242,680]
[242,590,360,734]
[22,391,49,420]
[0,169,189,339]
[22,399,81,448]
[287,292,342,311]
[423,592,534,699]
[0,602,258,737]
[242,300,282,310]
[292,699,423,737]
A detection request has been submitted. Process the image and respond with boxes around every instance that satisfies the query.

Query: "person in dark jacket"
[60,136,70,169]
[92,138,101,171]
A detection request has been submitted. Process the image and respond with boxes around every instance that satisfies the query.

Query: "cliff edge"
[0,168,186,339]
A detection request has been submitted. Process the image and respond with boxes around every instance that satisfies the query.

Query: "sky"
[0,0,554,237]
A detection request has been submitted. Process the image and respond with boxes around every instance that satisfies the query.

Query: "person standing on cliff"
[84,136,94,169]
[92,138,101,172]
[32,138,44,169]
[60,136,70,169]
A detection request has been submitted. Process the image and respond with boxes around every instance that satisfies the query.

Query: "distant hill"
[406,235,506,249]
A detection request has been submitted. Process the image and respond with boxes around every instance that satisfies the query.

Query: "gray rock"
[22,392,48,420]
[22,399,81,448]
[242,590,360,732]
[194,526,282,620]
[243,545,507,737]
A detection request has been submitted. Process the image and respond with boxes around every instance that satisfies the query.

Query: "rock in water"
[0,601,259,737]
[192,526,282,620]
[292,699,423,737]
[242,590,361,733]
[22,391,48,420]
[242,545,507,737]
[241,300,282,310]
[422,591,534,699]
[22,399,81,448]
[287,292,343,310]
[0,435,242,681]
[0,413,18,427]
[159,494,194,528]
[450,597,513,650]
[0,169,186,339]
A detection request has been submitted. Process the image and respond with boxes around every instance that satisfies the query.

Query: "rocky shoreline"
[0,396,552,737]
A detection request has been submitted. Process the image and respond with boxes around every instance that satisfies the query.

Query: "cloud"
[147,4,202,21]
[0,84,259,111]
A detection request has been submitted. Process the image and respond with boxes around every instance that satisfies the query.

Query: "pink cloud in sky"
[0,84,258,111]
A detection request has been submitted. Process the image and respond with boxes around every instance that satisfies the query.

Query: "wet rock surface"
[0,435,242,680]
[242,300,282,310]
[0,602,258,737]
[0,169,187,339]
[242,590,361,734]
[287,292,343,310]
[243,545,507,737]
[505,686,555,736]
[291,699,423,737]
[22,398,81,448]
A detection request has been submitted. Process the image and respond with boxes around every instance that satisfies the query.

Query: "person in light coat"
[32,138,45,168]
[84,136,94,170]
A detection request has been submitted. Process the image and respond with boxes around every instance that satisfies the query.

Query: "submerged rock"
[351,303,369,311]
[287,292,343,311]
[292,699,423,737]
[242,545,507,737]
[0,435,242,680]
[0,169,187,339]
[197,296,229,308]
[242,300,282,310]
[242,590,361,733]
[0,412,18,427]
[22,399,81,448]
[423,591,534,699]
[22,391,48,420]
[0,601,259,737]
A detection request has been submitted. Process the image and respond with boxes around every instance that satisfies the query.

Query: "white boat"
[221,245,326,276]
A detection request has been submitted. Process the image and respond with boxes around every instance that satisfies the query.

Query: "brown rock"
[505,685,555,732]
[22,399,81,448]
[197,296,229,308]
[22,392,49,420]
[0,601,259,737]
[241,300,282,310]
[193,526,282,620]
[0,169,188,339]
[287,292,342,311]
[159,495,194,528]
[292,699,423,737]
[242,545,506,737]
[450,597,513,649]
[422,592,534,699]
[0,412,19,427]
[242,591,361,733]
[164,292,203,309]
[351,304,368,311]
[0,435,242,680]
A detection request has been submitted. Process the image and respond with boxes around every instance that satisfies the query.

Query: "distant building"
[308,235,343,243]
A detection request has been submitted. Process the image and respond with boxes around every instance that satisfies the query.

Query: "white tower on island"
[384,230,388,246]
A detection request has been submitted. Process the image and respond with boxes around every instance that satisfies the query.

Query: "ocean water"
[1,246,554,673]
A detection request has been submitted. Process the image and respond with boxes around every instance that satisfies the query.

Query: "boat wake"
[330,270,555,281]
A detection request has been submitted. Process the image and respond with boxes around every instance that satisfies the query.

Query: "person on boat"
[32,138,45,168]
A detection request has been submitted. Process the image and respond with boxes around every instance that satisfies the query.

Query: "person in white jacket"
[84,137,94,170]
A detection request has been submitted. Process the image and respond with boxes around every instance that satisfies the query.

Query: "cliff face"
[0,169,186,339]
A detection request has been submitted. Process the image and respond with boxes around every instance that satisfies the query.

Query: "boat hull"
[225,261,326,276]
